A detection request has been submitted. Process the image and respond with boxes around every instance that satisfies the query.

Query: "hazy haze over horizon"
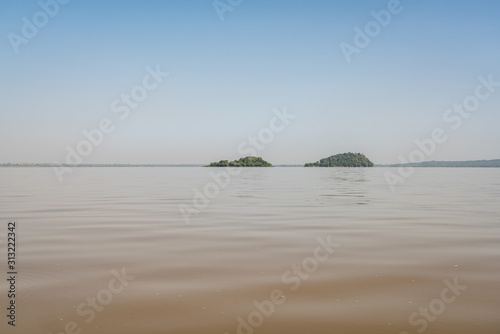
[1,0,499,164]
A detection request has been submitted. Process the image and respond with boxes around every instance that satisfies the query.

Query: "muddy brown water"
[1,167,499,334]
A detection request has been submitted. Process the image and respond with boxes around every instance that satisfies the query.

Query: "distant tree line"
[381,159,500,168]
[305,153,374,167]
[208,156,272,167]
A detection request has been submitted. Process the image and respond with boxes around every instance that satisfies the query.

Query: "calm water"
[1,167,499,334]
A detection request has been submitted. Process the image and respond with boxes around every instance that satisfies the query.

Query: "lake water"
[1,167,499,334]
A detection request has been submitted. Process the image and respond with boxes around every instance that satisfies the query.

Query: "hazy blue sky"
[1,0,499,164]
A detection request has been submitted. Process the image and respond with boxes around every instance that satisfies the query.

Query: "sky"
[1,0,499,164]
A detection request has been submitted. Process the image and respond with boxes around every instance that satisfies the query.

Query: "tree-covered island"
[207,156,272,167]
[305,153,374,167]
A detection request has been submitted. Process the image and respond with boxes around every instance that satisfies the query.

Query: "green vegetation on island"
[208,156,272,167]
[305,153,374,167]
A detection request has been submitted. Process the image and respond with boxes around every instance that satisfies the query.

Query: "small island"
[305,152,374,167]
[207,156,272,167]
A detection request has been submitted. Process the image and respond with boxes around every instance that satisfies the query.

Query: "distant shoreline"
[0,163,205,167]
[376,159,500,168]
[1,159,500,168]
